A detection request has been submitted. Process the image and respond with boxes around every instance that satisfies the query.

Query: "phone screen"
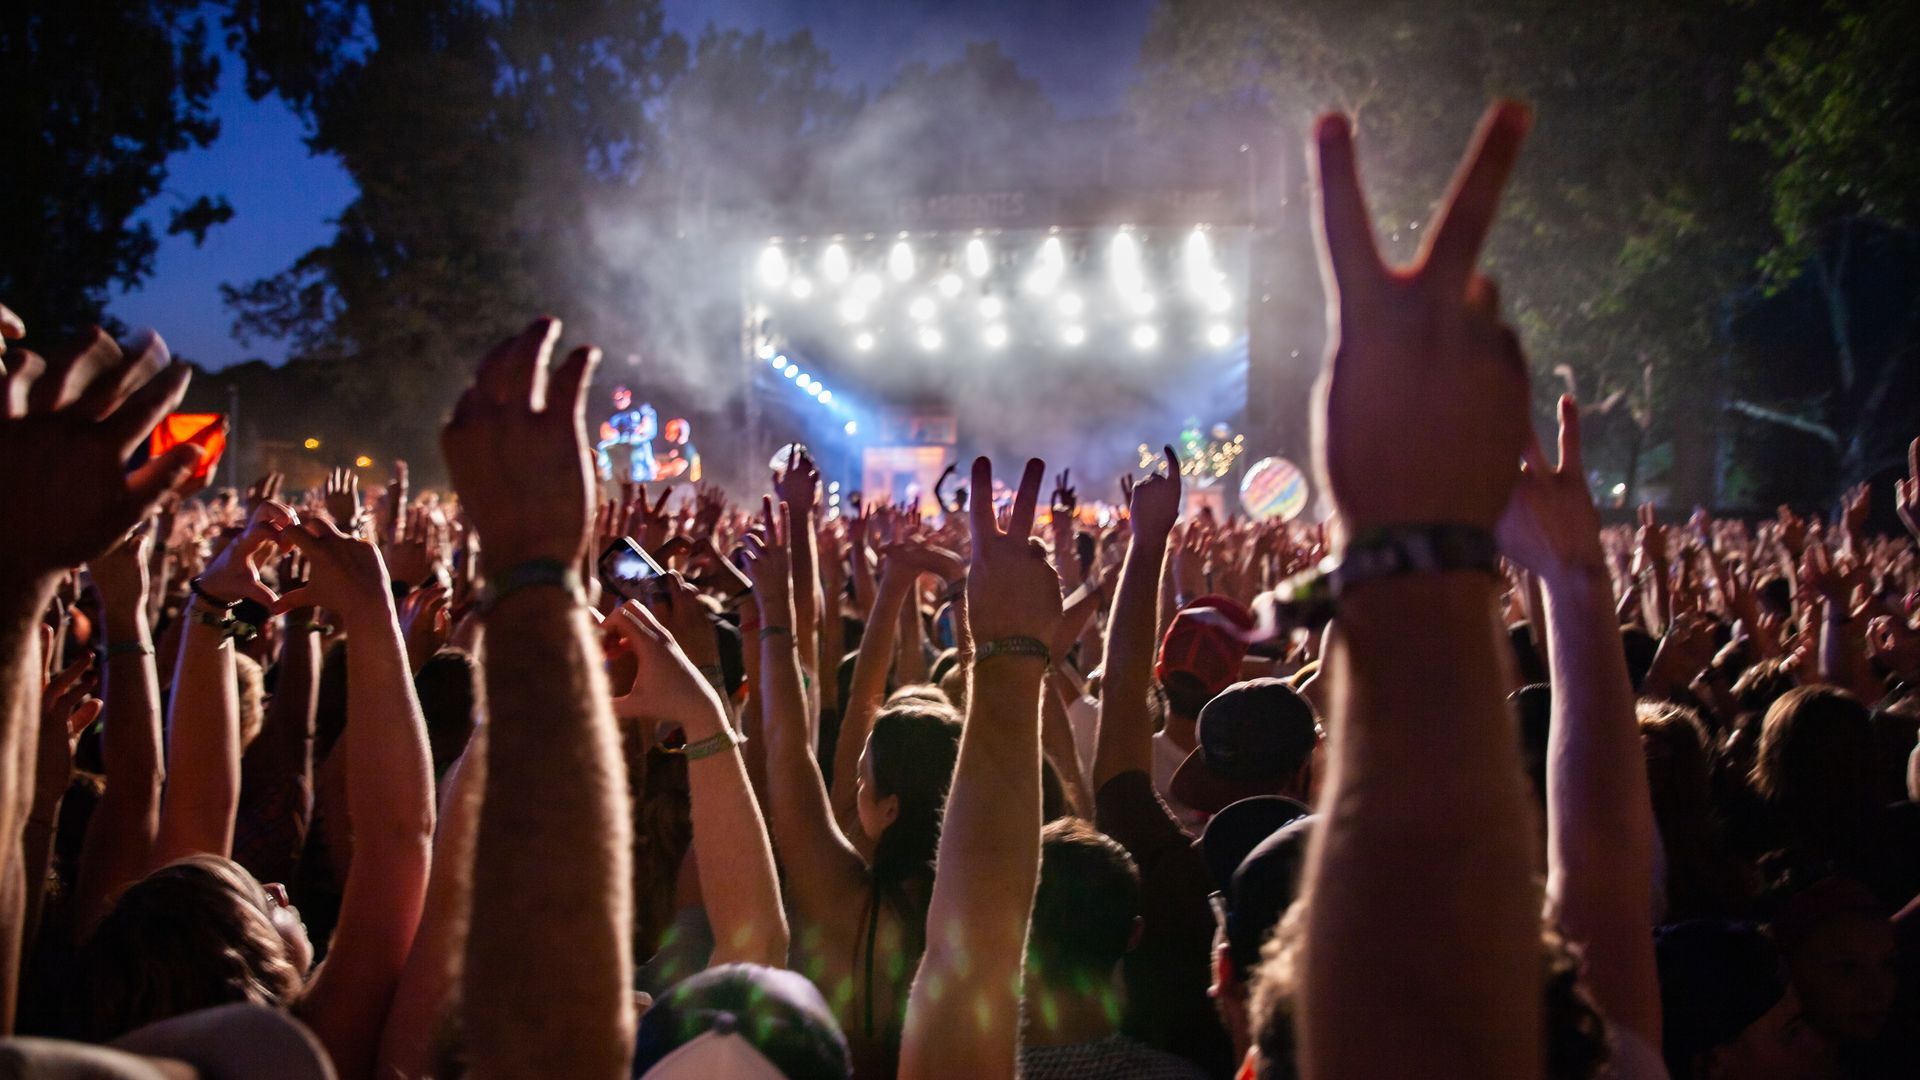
[599,537,667,603]
[149,412,226,480]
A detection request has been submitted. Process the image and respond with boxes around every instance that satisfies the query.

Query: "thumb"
[273,586,316,615]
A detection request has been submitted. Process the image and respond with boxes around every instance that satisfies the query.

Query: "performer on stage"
[655,417,701,482]
[596,386,658,482]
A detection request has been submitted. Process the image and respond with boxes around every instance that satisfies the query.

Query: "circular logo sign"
[1239,456,1308,522]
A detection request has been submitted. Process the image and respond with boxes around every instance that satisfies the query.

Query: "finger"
[0,303,22,343]
[969,457,995,539]
[1163,445,1180,481]
[1520,429,1549,475]
[29,327,122,413]
[480,317,560,410]
[67,697,103,741]
[1420,100,1532,287]
[1910,437,1918,483]
[1310,113,1386,305]
[125,437,212,514]
[551,343,598,425]
[3,349,46,417]
[273,587,316,615]
[1556,395,1584,476]
[76,329,170,420]
[109,361,194,457]
[1008,458,1045,539]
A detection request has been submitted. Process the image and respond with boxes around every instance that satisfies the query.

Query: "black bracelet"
[189,576,239,610]
[975,635,1051,665]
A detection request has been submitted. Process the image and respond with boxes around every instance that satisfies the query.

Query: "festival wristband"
[189,576,240,610]
[103,640,156,659]
[475,559,586,615]
[676,728,747,762]
[975,635,1051,666]
[758,624,793,641]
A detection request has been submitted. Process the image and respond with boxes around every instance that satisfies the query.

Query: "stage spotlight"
[1027,236,1064,294]
[966,236,991,278]
[1205,289,1232,314]
[818,390,833,404]
[1131,325,1159,350]
[821,243,850,284]
[917,326,944,351]
[797,374,813,391]
[756,342,775,360]
[1206,324,1233,348]
[758,245,788,288]
[1062,325,1087,346]
[889,240,915,281]
[790,276,814,300]
[983,324,1009,348]
[937,273,963,299]
[1184,228,1215,295]
[784,363,800,378]
[1058,292,1084,317]
[828,481,841,494]
[908,296,936,322]
[355,455,373,468]
[806,383,824,399]
[771,352,788,368]
[978,295,1003,319]
[838,298,868,324]
[1132,293,1157,315]
[854,331,876,351]
[1110,230,1145,297]
[853,273,883,302]
[844,420,859,435]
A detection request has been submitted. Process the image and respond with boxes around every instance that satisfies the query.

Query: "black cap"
[1224,815,1317,977]
[1170,678,1320,815]
[1198,795,1311,895]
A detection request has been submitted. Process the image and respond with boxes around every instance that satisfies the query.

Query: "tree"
[1,3,231,340]
[1730,0,1920,492]
[1136,0,1781,505]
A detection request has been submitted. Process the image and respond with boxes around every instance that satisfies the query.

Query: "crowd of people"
[0,99,1916,1079]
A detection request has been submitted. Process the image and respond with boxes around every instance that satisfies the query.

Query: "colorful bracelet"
[975,635,1051,665]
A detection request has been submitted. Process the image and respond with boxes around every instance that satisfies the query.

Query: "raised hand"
[1051,469,1078,517]
[89,523,154,620]
[276,514,401,627]
[245,472,286,515]
[1312,103,1532,533]
[399,584,452,671]
[737,498,794,617]
[325,466,362,531]
[625,484,674,553]
[606,596,725,726]
[440,319,599,573]
[1497,396,1606,583]
[1898,440,1920,543]
[197,500,298,607]
[693,484,726,541]
[880,539,966,586]
[1127,445,1182,543]
[1,328,214,577]
[774,445,819,516]
[965,457,1063,647]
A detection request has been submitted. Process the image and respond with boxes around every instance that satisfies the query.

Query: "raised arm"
[450,319,634,1080]
[610,591,786,968]
[1092,448,1180,791]
[278,515,435,1080]
[900,458,1060,1080]
[1497,396,1661,1049]
[73,527,167,935]
[152,501,296,866]
[1296,103,1542,1078]
[0,323,208,1033]
[776,449,824,698]
[740,502,871,921]
[233,552,321,886]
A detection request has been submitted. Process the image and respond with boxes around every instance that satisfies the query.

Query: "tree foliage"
[1,2,231,340]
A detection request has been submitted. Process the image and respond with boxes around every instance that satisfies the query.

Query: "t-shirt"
[1020,1032,1212,1080]
[1097,770,1236,1078]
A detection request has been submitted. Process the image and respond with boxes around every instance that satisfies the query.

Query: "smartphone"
[599,537,668,604]
[149,412,226,480]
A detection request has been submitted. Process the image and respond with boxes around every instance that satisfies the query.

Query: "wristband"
[758,625,793,642]
[475,559,585,615]
[189,577,240,610]
[187,602,235,633]
[676,728,747,762]
[287,619,333,635]
[1266,523,1500,627]
[975,635,1051,665]
[103,640,155,659]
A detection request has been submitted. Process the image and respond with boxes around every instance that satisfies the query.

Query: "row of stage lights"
[753,228,1238,354]
[756,343,858,436]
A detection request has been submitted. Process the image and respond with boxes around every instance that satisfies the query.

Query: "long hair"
[858,704,961,1040]
[74,855,303,1042]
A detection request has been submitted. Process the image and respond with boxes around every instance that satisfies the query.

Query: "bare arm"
[377,724,486,1080]
[830,571,913,827]
[1092,452,1178,791]
[232,614,319,886]
[151,602,243,863]
[450,320,633,1080]
[286,520,436,1080]
[900,457,1058,1080]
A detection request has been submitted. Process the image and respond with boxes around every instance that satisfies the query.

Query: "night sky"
[108,0,1159,369]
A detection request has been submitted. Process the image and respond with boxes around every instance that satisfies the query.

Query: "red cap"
[1155,595,1255,698]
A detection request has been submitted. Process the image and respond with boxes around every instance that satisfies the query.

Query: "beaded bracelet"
[975,635,1051,665]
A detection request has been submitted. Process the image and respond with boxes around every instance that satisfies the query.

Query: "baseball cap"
[0,1004,335,1079]
[1170,678,1320,816]
[1155,595,1255,699]
[1225,815,1317,976]
[1198,795,1311,895]
[632,963,850,1079]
